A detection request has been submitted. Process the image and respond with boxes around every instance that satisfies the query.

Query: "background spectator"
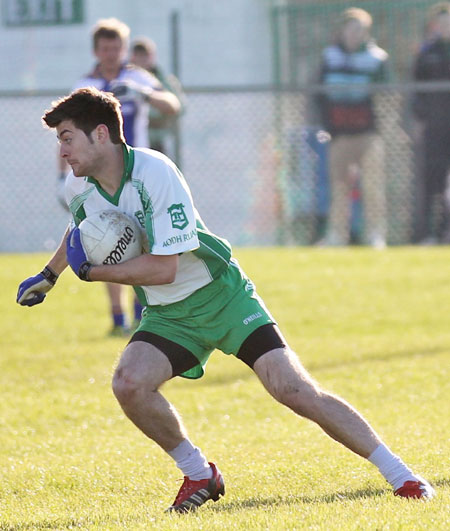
[130,37,185,156]
[67,18,180,336]
[316,8,389,249]
[412,2,450,244]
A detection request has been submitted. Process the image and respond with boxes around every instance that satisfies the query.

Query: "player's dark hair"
[42,87,125,144]
[92,17,130,50]
[131,37,156,55]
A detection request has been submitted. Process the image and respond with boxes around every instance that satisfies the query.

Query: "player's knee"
[112,365,149,405]
[112,343,172,405]
[275,379,324,419]
[256,348,323,416]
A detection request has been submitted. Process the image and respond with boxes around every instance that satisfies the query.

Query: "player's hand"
[110,79,153,102]
[16,266,58,306]
[66,227,93,281]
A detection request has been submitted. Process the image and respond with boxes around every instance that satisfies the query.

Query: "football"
[78,210,143,265]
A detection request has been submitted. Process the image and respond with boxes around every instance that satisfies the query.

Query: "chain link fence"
[1,83,440,252]
[271,0,435,85]
[183,85,423,247]
[1,0,447,252]
[1,1,446,252]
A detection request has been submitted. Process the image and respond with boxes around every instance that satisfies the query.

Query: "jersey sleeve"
[64,172,77,208]
[142,158,200,255]
[64,173,93,226]
[128,66,162,90]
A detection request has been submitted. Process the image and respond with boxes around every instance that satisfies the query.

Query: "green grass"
[1,248,449,530]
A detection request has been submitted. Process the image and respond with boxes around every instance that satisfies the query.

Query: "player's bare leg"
[112,342,224,511]
[254,347,380,456]
[112,342,186,450]
[253,347,435,498]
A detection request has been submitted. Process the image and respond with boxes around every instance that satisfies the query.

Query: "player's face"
[130,50,151,69]
[341,19,368,51]
[57,120,100,177]
[131,49,156,70]
[95,37,126,70]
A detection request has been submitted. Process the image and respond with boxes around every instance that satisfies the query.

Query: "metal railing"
[0,83,448,251]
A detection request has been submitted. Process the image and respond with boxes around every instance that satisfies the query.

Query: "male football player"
[61,17,180,336]
[18,87,435,512]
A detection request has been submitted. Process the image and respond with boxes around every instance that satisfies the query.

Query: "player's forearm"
[87,253,178,285]
[148,90,181,115]
[47,228,70,275]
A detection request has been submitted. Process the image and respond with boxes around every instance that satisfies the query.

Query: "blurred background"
[0,0,447,251]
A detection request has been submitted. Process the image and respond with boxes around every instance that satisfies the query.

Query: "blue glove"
[66,227,93,281]
[17,266,58,306]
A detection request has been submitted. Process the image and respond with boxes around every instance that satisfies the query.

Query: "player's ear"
[94,124,110,143]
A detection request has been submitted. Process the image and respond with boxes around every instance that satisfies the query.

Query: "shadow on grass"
[432,477,450,489]
[197,345,448,388]
[211,476,449,513]
[211,486,388,512]
[308,346,448,372]
[1,519,85,530]
[7,479,447,527]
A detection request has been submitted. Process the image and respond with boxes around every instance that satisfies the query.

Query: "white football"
[78,210,143,265]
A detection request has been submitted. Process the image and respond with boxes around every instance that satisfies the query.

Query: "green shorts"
[136,260,276,379]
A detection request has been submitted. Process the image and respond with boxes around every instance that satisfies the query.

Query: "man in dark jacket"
[412,2,450,243]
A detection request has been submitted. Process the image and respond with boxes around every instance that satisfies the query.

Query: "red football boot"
[394,478,435,499]
[167,462,225,513]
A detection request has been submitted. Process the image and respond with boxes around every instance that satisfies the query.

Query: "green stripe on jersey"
[193,229,232,280]
[86,146,134,206]
[133,285,148,307]
[69,187,95,225]
[131,178,155,251]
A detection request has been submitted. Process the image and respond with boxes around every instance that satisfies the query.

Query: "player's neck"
[92,145,124,195]
[98,63,121,81]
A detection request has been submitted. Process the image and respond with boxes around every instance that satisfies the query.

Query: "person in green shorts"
[17,87,434,514]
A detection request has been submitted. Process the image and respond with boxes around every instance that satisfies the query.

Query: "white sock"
[168,439,213,481]
[368,443,417,490]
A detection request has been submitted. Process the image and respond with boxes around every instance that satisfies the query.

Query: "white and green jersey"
[65,145,232,306]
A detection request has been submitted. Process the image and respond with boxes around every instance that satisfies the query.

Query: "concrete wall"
[0,0,273,91]
[0,0,278,253]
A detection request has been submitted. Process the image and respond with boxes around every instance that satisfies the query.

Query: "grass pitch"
[1,248,449,530]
